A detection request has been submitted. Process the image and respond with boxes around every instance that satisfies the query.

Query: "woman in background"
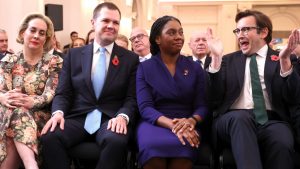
[71,37,86,48]
[0,13,62,169]
[136,15,208,169]
[85,29,95,45]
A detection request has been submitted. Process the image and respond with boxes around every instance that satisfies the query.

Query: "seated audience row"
[0,2,300,169]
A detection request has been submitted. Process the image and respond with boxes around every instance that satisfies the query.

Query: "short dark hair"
[93,2,121,19]
[70,31,78,37]
[149,15,181,55]
[235,10,272,44]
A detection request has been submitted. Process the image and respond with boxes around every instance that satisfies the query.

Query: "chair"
[68,141,138,169]
[193,142,215,169]
[219,146,300,169]
[193,113,215,169]
[218,148,235,169]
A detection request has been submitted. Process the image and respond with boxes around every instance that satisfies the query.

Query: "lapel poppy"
[112,55,119,66]
[271,55,279,61]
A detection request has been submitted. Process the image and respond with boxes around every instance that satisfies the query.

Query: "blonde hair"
[16,13,54,51]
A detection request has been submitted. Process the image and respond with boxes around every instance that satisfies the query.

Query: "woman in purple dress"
[136,15,208,169]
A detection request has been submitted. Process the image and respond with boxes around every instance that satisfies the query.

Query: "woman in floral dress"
[0,13,63,169]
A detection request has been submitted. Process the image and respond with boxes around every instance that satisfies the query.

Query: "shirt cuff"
[208,64,221,73]
[52,110,64,117]
[117,113,129,125]
[280,66,293,77]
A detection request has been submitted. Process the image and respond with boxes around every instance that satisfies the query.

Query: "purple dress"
[136,54,208,166]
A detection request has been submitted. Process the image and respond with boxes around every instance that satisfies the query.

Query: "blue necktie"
[84,47,106,134]
[196,60,203,69]
[250,54,268,124]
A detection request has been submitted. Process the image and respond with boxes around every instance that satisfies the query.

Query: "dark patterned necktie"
[250,54,268,124]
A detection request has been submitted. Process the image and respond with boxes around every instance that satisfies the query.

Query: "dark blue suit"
[209,47,300,169]
[42,43,139,169]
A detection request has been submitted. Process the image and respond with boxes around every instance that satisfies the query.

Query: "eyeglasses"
[129,33,147,42]
[232,27,260,36]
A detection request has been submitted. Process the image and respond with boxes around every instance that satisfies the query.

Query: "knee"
[40,131,60,147]
[99,134,128,149]
[272,136,294,151]
[228,111,254,126]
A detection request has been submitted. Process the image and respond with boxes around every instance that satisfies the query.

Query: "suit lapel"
[264,48,278,98]
[82,44,96,98]
[234,52,247,88]
[102,43,122,94]
[204,56,211,69]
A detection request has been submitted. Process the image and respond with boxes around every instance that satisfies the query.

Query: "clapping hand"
[280,29,300,59]
[206,27,224,69]
[279,29,300,73]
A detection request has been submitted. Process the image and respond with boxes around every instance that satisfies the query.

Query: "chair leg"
[219,153,224,169]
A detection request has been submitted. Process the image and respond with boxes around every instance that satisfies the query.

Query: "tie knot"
[100,47,106,53]
[249,53,257,58]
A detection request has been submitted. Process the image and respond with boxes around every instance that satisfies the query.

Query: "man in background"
[188,30,211,69]
[63,31,78,53]
[130,27,151,62]
[0,29,14,60]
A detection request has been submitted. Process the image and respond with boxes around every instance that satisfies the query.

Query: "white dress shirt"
[192,55,207,69]
[231,45,271,110]
[139,53,152,62]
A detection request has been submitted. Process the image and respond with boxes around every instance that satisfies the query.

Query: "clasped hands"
[0,88,33,109]
[171,118,200,148]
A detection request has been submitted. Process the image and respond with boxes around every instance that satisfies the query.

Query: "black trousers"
[213,110,294,169]
[41,115,131,169]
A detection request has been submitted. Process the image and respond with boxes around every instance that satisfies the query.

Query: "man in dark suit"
[129,27,151,62]
[207,10,300,169]
[48,33,64,59]
[41,2,139,169]
[0,29,13,60]
[63,31,78,54]
[188,30,211,69]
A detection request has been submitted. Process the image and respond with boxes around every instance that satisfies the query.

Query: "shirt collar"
[192,55,207,63]
[256,44,268,58]
[93,41,114,55]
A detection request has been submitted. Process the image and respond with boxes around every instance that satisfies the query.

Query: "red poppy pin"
[112,55,119,66]
[271,55,279,61]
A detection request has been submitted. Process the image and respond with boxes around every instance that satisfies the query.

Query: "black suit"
[41,43,139,169]
[187,55,213,141]
[209,47,300,169]
[0,51,13,60]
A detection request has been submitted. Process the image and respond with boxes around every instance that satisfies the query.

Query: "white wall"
[0,0,44,52]
[0,0,103,52]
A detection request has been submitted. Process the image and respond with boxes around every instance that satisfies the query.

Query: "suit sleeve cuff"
[280,66,293,77]
[208,64,220,73]
[117,113,129,125]
[52,110,64,117]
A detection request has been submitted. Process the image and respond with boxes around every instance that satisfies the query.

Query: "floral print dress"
[0,51,63,163]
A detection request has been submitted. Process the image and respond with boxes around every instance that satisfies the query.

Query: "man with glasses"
[207,10,300,169]
[130,27,151,62]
